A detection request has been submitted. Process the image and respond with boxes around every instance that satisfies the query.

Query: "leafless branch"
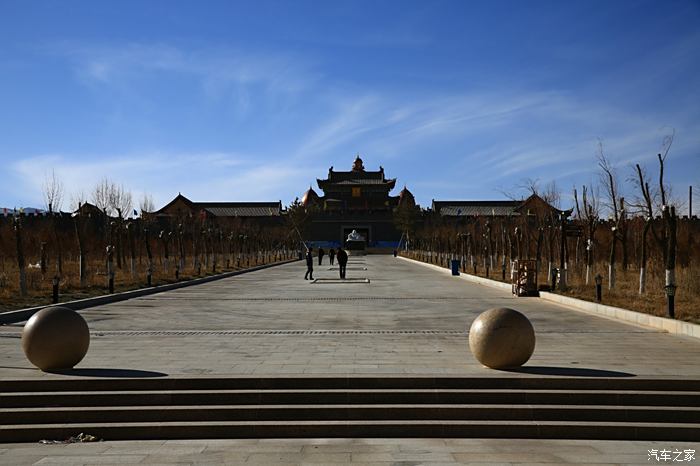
[42,169,64,213]
[140,193,155,215]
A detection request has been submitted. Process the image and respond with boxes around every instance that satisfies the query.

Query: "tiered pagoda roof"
[317,156,396,192]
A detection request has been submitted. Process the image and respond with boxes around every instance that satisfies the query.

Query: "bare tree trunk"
[212,229,218,273]
[74,217,86,287]
[609,233,617,290]
[116,221,123,270]
[40,241,47,276]
[53,215,63,276]
[547,226,555,284]
[14,217,27,297]
[124,223,136,278]
[178,224,185,273]
[559,213,568,290]
[638,221,650,294]
[106,245,114,292]
[144,228,153,284]
[664,205,678,317]
[160,231,170,274]
[193,228,201,274]
[535,227,543,277]
[585,239,592,286]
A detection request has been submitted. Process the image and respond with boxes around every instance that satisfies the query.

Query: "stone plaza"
[1,255,699,464]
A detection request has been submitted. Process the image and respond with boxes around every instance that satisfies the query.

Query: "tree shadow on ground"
[48,368,168,378]
[502,366,636,377]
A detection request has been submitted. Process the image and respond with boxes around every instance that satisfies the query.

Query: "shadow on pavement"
[503,366,636,377]
[48,368,168,378]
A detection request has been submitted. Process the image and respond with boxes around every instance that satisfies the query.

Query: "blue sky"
[1,0,699,213]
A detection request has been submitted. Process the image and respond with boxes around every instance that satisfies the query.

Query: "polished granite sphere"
[468,307,535,369]
[21,306,90,371]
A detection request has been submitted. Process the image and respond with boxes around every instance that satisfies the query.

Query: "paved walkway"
[1,438,697,465]
[2,255,700,464]
[2,255,699,378]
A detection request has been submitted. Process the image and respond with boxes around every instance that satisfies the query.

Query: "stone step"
[2,420,699,443]
[3,388,700,408]
[2,376,699,392]
[3,404,699,425]
[3,377,699,442]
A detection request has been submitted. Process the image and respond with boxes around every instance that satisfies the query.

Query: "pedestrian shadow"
[47,368,168,378]
[503,366,636,377]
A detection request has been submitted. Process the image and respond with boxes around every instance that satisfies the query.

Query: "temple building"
[154,193,283,225]
[153,154,559,249]
[300,155,412,247]
[431,194,559,220]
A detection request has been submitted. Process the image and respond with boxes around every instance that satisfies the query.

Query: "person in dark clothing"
[318,247,325,266]
[336,247,348,279]
[328,248,335,265]
[304,248,314,280]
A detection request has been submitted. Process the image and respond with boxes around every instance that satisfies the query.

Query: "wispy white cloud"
[9,151,298,210]
[53,42,319,110]
[293,94,387,158]
[286,84,699,209]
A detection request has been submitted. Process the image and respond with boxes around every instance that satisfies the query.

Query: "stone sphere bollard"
[468,307,535,369]
[21,306,90,371]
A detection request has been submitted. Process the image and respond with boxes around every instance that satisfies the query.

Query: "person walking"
[328,248,335,265]
[336,246,348,279]
[318,247,325,266]
[304,247,314,280]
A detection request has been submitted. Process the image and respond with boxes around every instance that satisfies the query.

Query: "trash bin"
[451,259,460,276]
[393,250,397,257]
[298,251,303,260]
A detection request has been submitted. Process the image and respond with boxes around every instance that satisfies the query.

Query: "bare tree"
[110,184,133,220]
[13,217,26,296]
[656,133,679,317]
[42,169,65,276]
[140,193,155,216]
[70,190,88,212]
[541,180,561,208]
[92,178,112,214]
[597,142,627,289]
[92,178,133,218]
[632,163,655,294]
[73,211,87,287]
[93,179,134,269]
[42,169,64,214]
[68,185,90,287]
[574,185,600,285]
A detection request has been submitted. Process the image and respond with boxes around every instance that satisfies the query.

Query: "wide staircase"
[1,376,699,442]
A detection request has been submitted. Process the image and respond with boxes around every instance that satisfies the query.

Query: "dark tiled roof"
[332,179,393,185]
[203,207,279,217]
[198,202,281,217]
[327,170,384,182]
[432,200,521,217]
[318,178,397,191]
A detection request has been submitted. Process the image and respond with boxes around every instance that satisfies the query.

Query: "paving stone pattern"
[2,255,700,379]
[2,256,700,464]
